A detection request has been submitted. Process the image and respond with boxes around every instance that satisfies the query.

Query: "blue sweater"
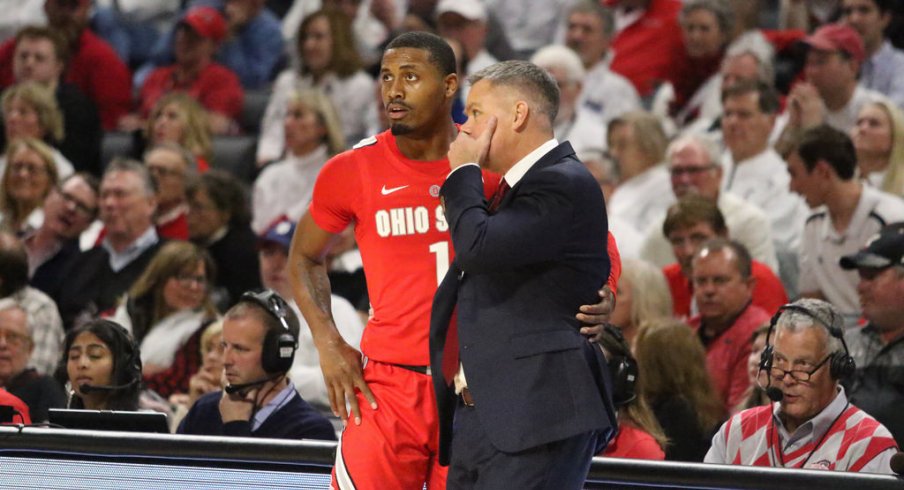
[177,390,336,441]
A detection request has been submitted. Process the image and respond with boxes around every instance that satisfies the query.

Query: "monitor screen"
[48,409,169,433]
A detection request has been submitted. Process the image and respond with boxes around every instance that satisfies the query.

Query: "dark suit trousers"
[447,401,595,490]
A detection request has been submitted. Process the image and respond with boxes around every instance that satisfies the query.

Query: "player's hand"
[578,286,616,343]
[219,387,258,423]
[318,339,376,425]
[448,116,496,170]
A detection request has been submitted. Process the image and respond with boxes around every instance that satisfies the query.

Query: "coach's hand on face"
[448,116,496,170]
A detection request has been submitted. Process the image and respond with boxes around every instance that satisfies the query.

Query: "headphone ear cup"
[261,328,296,374]
[829,352,856,380]
[610,357,638,406]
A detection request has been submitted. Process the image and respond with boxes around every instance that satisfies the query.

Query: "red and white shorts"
[332,360,446,490]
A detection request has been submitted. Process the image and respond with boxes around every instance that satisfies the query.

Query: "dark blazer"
[429,142,617,464]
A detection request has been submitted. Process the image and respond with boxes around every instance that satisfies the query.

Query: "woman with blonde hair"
[257,8,374,164]
[110,240,219,398]
[144,92,213,172]
[634,319,724,461]
[609,258,673,345]
[0,138,59,234]
[252,88,344,233]
[850,98,904,197]
[0,82,73,179]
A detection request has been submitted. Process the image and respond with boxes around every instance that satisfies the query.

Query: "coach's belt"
[460,387,475,407]
[394,364,431,375]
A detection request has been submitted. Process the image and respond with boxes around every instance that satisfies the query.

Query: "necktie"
[488,179,511,213]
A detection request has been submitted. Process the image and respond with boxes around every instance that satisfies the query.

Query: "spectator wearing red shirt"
[135,6,243,135]
[689,238,771,413]
[608,0,684,98]
[661,196,788,320]
[0,0,132,130]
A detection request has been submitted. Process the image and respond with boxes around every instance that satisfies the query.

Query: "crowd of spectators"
[0,0,902,480]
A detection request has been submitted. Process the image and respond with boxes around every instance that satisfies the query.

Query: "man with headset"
[177,289,335,440]
[704,298,898,473]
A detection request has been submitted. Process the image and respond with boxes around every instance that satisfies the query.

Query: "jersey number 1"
[429,241,450,286]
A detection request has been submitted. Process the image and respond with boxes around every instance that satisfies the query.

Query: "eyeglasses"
[0,330,31,348]
[8,161,48,176]
[670,165,717,177]
[175,273,207,288]
[769,354,831,382]
[57,188,97,218]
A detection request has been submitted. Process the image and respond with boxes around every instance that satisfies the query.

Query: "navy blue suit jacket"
[429,142,617,465]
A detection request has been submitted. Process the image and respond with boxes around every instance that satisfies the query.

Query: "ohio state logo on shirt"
[374,205,448,237]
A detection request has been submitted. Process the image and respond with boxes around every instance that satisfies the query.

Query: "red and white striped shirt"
[705,388,898,473]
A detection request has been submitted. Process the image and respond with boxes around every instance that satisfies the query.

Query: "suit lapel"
[497,142,576,209]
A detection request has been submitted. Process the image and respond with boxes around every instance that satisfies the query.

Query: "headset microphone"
[79,378,139,394]
[889,451,904,475]
[224,374,282,396]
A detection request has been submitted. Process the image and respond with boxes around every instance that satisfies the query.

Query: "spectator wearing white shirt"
[640,134,779,272]
[720,80,809,291]
[563,1,640,149]
[606,111,676,239]
[257,8,373,164]
[253,89,344,234]
[789,125,904,325]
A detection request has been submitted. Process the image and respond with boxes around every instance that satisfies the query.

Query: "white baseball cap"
[436,0,487,22]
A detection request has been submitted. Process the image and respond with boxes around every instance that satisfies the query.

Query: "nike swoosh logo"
[381,185,409,195]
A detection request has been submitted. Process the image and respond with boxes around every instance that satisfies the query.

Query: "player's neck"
[395,118,457,162]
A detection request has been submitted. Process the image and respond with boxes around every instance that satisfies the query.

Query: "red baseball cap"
[803,23,865,63]
[179,6,227,43]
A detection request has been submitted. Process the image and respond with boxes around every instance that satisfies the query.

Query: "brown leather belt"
[460,387,475,407]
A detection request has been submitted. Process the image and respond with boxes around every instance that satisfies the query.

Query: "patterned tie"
[488,179,511,213]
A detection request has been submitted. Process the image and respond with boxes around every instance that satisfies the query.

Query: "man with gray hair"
[51,158,164,329]
[0,299,66,423]
[640,133,778,272]
[530,44,601,155]
[705,298,899,473]
[431,60,616,488]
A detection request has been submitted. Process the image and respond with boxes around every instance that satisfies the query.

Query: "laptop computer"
[48,409,169,433]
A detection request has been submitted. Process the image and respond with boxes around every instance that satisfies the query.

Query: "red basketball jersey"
[310,130,500,365]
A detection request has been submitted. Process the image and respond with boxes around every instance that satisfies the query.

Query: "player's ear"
[444,72,459,99]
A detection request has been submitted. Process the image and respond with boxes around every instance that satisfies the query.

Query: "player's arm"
[579,231,621,342]
[288,212,377,425]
